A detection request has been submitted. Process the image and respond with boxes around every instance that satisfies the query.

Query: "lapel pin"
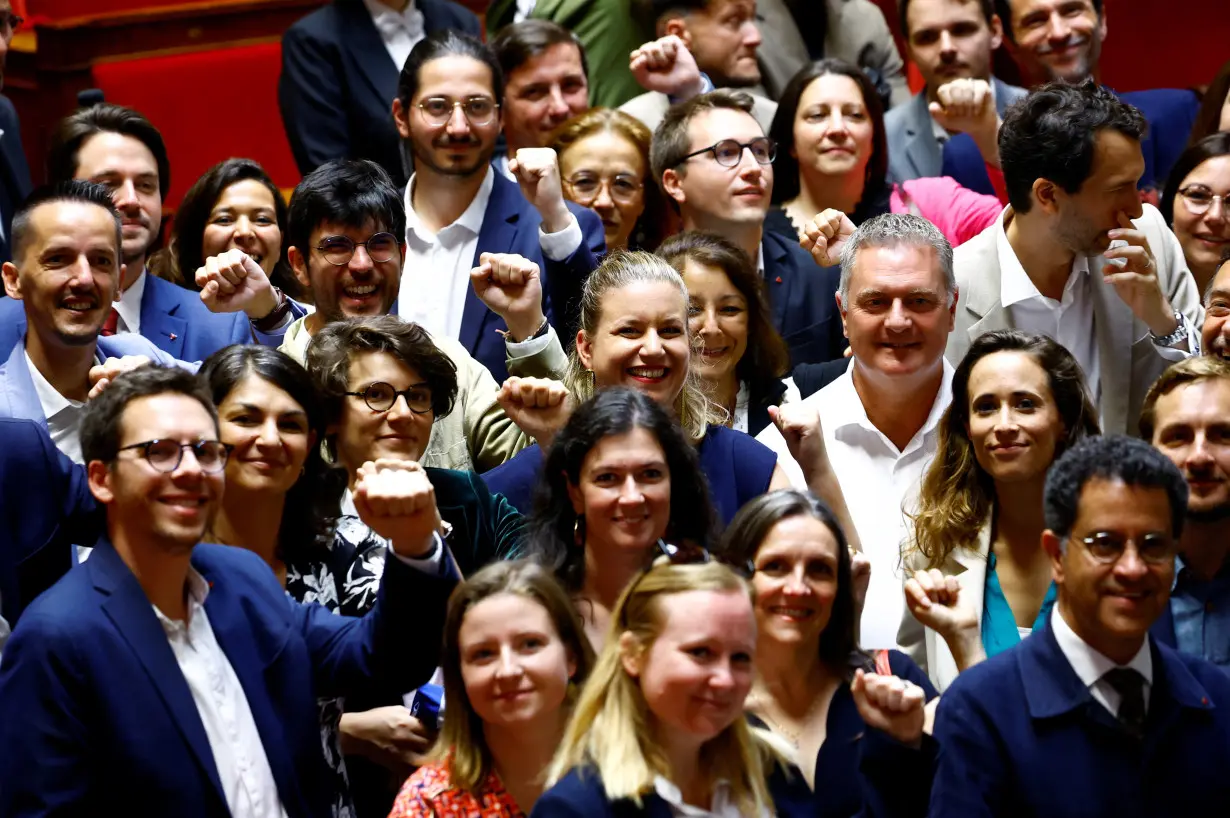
[775,276,782,284]
[169,333,178,341]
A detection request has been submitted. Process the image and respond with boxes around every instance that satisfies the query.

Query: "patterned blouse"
[389,763,526,818]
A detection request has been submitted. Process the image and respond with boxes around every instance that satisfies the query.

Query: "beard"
[1186,498,1230,524]
[409,135,495,179]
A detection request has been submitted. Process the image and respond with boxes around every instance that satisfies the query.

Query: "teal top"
[981,551,1058,658]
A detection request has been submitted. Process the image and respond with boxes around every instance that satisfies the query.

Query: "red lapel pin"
[169,333,178,341]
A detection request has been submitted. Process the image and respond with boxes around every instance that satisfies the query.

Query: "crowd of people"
[0,0,1229,815]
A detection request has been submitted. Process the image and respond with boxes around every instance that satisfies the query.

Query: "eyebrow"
[228,402,308,417]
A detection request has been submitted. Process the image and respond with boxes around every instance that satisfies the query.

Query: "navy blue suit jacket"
[761,228,843,367]
[930,619,1230,817]
[0,539,457,817]
[279,0,481,188]
[0,95,32,264]
[0,419,100,631]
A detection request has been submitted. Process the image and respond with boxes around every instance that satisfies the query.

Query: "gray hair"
[837,213,955,304]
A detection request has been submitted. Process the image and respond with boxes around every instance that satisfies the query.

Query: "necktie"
[1102,667,1147,736]
[101,308,120,337]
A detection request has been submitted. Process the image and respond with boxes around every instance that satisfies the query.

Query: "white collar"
[1052,605,1153,689]
[829,357,954,442]
[361,0,420,25]
[653,776,740,817]
[24,347,85,420]
[756,242,765,278]
[113,268,148,332]
[404,166,494,242]
[996,207,1091,309]
[151,567,212,630]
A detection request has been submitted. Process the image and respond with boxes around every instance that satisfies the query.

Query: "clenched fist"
[510,148,571,234]
[353,459,442,558]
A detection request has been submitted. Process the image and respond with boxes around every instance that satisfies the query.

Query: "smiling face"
[291,220,401,329]
[559,131,646,251]
[577,279,691,408]
[459,592,577,731]
[682,259,748,387]
[202,179,282,277]
[664,107,773,232]
[1007,0,1105,83]
[750,515,840,650]
[906,0,1002,87]
[679,0,762,88]
[792,73,874,183]
[503,42,589,153]
[1204,261,1230,363]
[332,350,434,478]
[1150,379,1230,523]
[394,54,502,179]
[966,350,1065,485]
[567,427,672,557]
[1171,155,1230,287]
[216,373,313,497]
[74,131,162,266]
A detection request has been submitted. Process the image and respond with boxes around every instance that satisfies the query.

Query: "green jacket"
[428,466,524,577]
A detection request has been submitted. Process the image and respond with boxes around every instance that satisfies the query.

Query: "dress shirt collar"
[362,0,423,37]
[997,207,1091,309]
[756,242,765,278]
[1052,605,1153,689]
[654,775,748,817]
[404,166,494,244]
[830,357,955,444]
[151,566,211,631]
[113,268,147,335]
[25,348,83,422]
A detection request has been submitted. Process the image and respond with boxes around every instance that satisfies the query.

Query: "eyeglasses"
[655,539,756,578]
[564,173,644,206]
[345,381,433,414]
[677,137,777,169]
[1068,532,1176,565]
[1,13,23,41]
[416,96,500,127]
[314,232,399,266]
[1178,186,1229,216]
[115,439,233,474]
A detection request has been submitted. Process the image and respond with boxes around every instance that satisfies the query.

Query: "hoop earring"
[573,515,586,547]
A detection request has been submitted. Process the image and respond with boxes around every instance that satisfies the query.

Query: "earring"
[585,369,596,394]
[573,515,586,547]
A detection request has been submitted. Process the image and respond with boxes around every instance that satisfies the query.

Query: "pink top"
[890,176,1003,248]
[389,763,526,818]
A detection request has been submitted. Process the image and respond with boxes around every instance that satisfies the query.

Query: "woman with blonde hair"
[389,560,595,817]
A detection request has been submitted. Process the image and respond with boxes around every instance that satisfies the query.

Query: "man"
[1203,252,1230,362]
[0,182,181,463]
[887,0,1026,183]
[758,213,959,648]
[1141,358,1230,673]
[949,81,1202,437]
[651,89,843,366]
[390,30,604,383]
[0,365,457,814]
[930,435,1230,816]
[279,0,481,188]
[0,2,31,263]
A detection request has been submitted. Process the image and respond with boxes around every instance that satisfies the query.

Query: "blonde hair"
[545,561,785,814]
[1139,356,1230,440]
[566,250,720,441]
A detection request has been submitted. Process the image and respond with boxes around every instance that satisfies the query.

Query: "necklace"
[746,690,823,747]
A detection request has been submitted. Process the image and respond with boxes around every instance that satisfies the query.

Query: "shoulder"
[395,762,456,803]
[829,0,893,31]
[284,2,347,40]
[942,639,1023,703]
[538,767,614,813]
[0,416,49,452]
[953,222,999,267]
[0,93,18,124]
[703,424,773,457]
[97,331,175,362]
[618,92,670,120]
[17,566,99,632]
[420,0,481,33]
[1119,88,1200,119]
[194,543,291,603]
[426,466,484,501]
[886,649,940,699]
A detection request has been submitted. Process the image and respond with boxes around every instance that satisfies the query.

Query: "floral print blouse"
[389,763,525,818]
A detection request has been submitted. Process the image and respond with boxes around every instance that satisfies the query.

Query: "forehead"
[28,201,118,251]
[118,393,218,445]
[583,427,667,467]
[1085,129,1145,188]
[968,350,1050,392]
[1071,477,1173,532]
[908,0,988,29]
[215,179,277,210]
[461,592,555,638]
[686,107,763,149]
[511,42,585,81]
[219,374,304,411]
[597,279,686,322]
[414,54,495,100]
[1180,154,1230,190]
[758,514,839,558]
[700,0,755,17]
[346,349,421,385]
[799,73,866,108]
[850,243,945,292]
[1010,0,1096,22]
[561,132,644,172]
[75,131,158,178]
[311,219,390,242]
[683,260,741,295]
[654,589,754,644]
[1154,379,1230,427]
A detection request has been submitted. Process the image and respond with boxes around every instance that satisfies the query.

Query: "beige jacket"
[280,317,568,472]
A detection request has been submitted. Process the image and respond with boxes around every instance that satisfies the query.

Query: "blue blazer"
[460,172,604,382]
[761,228,844,367]
[0,539,458,817]
[0,95,32,264]
[0,419,100,631]
[279,0,481,188]
[930,619,1230,817]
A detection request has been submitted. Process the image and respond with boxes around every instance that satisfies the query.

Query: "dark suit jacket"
[761,228,844,367]
[793,357,851,399]
[0,95,32,265]
[279,0,481,188]
[0,420,101,631]
[0,538,457,817]
[930,620,1230,817]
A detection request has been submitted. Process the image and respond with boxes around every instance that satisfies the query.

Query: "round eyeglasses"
[116,439,233,474]
[677,137,777,169]
[314,233,399,266]
[564,173,644,206]
[345,382,434,414]
[1178,186,1229,216]
[416,96,499,127]
[1068,532,1176,565]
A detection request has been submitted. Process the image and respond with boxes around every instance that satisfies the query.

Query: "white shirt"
[513,0,537,23]
[113,268,147,335]
[1051,606,1153,719]
[154,569,289,818]
[25,350,87,464]
[654,776,769,818]
[362,0,425,71]
[398,166,584,341]
[756,360,955,649]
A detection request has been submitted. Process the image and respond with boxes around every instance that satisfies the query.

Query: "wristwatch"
[1150,310,1188,348]
[251,288,291,332]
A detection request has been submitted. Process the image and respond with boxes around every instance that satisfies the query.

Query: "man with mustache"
[1201,252,1230,363]
[1141,357,1230,673]
[390,29,605,383]
[0,1,30,264]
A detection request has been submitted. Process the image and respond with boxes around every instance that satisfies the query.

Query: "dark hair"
[900,0,996,36]
[1188,59,1230,147]
[80,365,217,466]
[720,489,863,677]
[999,80,1147,213]
[910,330,1101,568]
[524,387,717,593]
[11,180,122,264]
[397,28,505,109]
[657,230,790,391]
[994,0,1103,44]
[650,89,757,185]
[153,158,302,300]
[1043,435,1188,540]
[492,19,589,81]
[768,60,891,222]
[1160,132,1230,227]
[46,103,171,198]
[201,345,334,556]
[286,159,405,273]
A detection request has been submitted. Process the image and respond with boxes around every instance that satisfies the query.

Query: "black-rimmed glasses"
[676,137,776,169]
[416,96,500,127]
[1067,532,1176,566]
[115,439,233,474]
[314,233,399,266]
[345,381,433,414]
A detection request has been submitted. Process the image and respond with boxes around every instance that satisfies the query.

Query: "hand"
[352,459,442,558]
[800,208,856,267]
[929,78,1000,163]
[851,549,871,621]
[905,568,983,670]
[851,669,927,748]
[497,376,572,449]
[195,249,280,320]
[88,355,151,400]
[339,706,434,774]
[510,148,571,234]
[768,402,832,477]
[629,35,703,98]
[471,253,546,341]
[1103,211,1178,337]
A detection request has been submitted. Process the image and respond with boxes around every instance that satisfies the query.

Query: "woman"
[900,330,1101,691]
[483,251,791,523]
[552,108,670,252]
[766,59,1001,247]
[721,490,936,818]
[390,560,596,817]
[1161,133,1230,295]
[524,387,718,649]
[1188,58,1230,146]
[658,231,798,435]
[151,157,305,300]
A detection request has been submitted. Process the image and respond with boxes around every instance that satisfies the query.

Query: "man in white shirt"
[0,364,458,815]
[391,29,605,382]
[758,212,959,648]
[949,81,1203,436]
